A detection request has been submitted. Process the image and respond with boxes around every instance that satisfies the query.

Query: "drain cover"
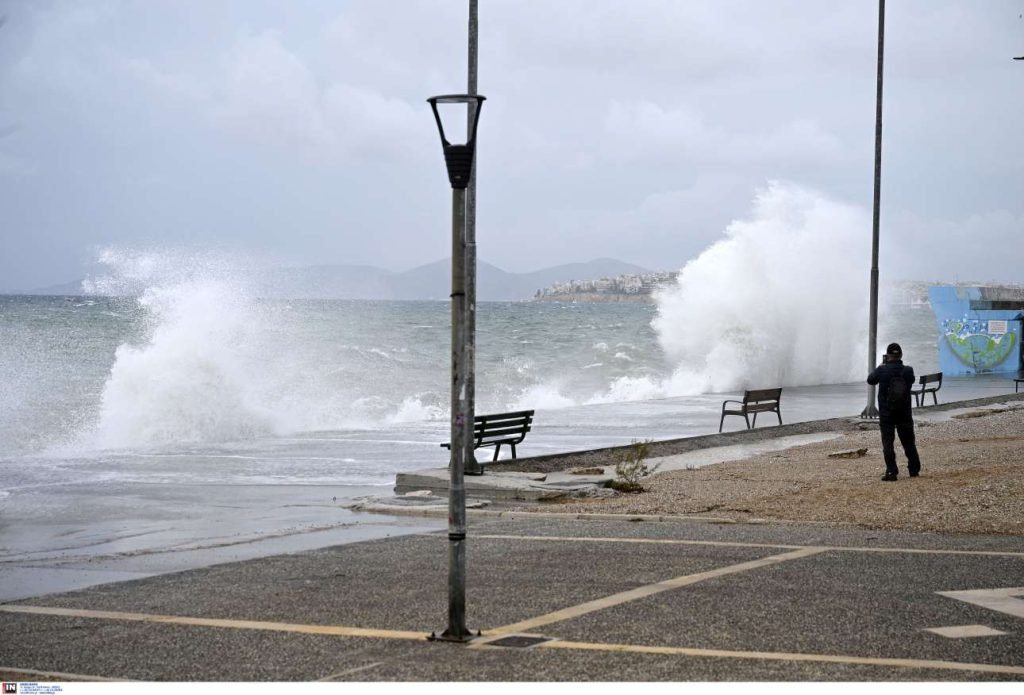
[485,635,552,649]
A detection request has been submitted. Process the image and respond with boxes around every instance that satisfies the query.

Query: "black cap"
[886,342,902,356]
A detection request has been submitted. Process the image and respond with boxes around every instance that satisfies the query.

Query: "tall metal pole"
[441,184,472,641]
[426,90,485,643]
[464,0,482,475]
[436,1,481,641]
[425,91,484,655]
[862,0,885,419]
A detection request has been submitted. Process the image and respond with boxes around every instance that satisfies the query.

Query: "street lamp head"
[427,94,486,189]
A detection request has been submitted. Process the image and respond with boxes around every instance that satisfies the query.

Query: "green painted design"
[943,330,1017,370]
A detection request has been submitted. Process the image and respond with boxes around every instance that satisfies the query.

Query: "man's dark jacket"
[867,359,916,420]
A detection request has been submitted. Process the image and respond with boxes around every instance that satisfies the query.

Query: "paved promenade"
[3,513,1024,681]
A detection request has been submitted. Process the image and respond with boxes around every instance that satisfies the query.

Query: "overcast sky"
[1,0,1022,290]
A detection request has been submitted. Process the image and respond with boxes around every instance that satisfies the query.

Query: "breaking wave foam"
[446,183,875,411]
[652,181,869,395]
[81,249,435,450]
[74,184,874,451]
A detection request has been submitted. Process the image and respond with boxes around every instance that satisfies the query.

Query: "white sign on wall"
[988,320,1008,335]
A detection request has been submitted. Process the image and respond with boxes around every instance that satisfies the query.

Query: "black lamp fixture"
[427,94,486,189]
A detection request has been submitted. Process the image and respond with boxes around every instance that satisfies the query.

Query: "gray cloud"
[1,0,1022,290]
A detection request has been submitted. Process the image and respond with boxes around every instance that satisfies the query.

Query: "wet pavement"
[3,381,1024,681]
[2,514,1023,681]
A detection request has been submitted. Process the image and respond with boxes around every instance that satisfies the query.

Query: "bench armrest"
[722,399,744,407]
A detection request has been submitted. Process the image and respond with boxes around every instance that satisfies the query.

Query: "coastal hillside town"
[534,275,1024,305]
[533,271,678,302]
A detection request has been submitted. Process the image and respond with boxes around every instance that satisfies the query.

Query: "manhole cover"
[485,635,552,649]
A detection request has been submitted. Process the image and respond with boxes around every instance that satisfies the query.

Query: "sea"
[0,292,942,467]
[0,185,983,599]
[0,286,945,597]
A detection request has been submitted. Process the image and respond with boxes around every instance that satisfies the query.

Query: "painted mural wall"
[928,286,1023,375]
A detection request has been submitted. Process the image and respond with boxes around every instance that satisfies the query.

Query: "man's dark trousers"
[880,416,921,477]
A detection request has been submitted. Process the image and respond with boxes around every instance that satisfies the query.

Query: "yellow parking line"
[0,666,133,682]
[317,662,386,680]
[6,602,1024,677]
[474,534,1024,558]
[0,605,427,641]
[474,534,804,550]
[540,638,1024,676]
[487,546,825,636]
[837,545,1024,558]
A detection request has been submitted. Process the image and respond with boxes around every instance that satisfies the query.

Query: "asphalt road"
[2,514,1023,681]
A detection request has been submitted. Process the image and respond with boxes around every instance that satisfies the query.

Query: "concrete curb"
[486,391,1024,473]
[345,503,755,525]
[383,393,1024,509]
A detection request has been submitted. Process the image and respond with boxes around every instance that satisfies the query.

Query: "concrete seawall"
[392,391,1024,502]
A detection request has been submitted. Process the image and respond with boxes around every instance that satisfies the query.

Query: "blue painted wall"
[928,286,1023,375]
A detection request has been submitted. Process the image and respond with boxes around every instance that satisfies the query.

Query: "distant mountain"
[260,258,653,301]
[18,258,655,301]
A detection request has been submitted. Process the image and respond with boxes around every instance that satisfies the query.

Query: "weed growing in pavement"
[610,439,659,493]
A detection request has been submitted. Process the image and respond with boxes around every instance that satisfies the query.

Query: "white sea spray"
[80,248,437,449]
[570,181,871,404]
[651,181,869,395]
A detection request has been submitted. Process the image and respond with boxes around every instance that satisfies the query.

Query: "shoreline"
[488,391,1024,473]
[499,398,1024,536]
[0,482,443,602]
[381,392,1024,537]
[6,392,1022,604]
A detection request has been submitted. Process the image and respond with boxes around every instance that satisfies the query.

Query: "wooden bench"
[719,388,782,432]
[440,409,534,462]
[911,372,942,407]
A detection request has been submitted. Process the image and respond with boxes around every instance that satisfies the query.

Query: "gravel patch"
[509,405,1024,536]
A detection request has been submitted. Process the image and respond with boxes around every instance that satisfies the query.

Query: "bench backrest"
[919,372,942,385]
[743,388,782,404]
[473,410,534,444]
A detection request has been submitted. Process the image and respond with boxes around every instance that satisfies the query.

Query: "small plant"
[610,439,659,493]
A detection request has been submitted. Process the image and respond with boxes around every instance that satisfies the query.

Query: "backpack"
[887,367,910,410]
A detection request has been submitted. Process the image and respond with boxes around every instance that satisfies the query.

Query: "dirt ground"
[516,405,1024,536]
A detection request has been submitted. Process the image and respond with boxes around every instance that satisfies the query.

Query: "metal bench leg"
[719,412,726,433]
[492,444,501,462]
[776,409,782,425]
[744,413,751,429]
[510,443,517,460]
[931,391,938,406]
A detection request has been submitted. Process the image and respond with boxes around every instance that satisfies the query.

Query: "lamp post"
[464,0,480,478]
[427,93,485,643]
[862,0,885,419]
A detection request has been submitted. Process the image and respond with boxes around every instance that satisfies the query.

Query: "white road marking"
[938,587,1024,620]
[924,625,1008,639]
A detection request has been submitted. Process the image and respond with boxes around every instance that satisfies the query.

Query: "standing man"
[867,342,923,481]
